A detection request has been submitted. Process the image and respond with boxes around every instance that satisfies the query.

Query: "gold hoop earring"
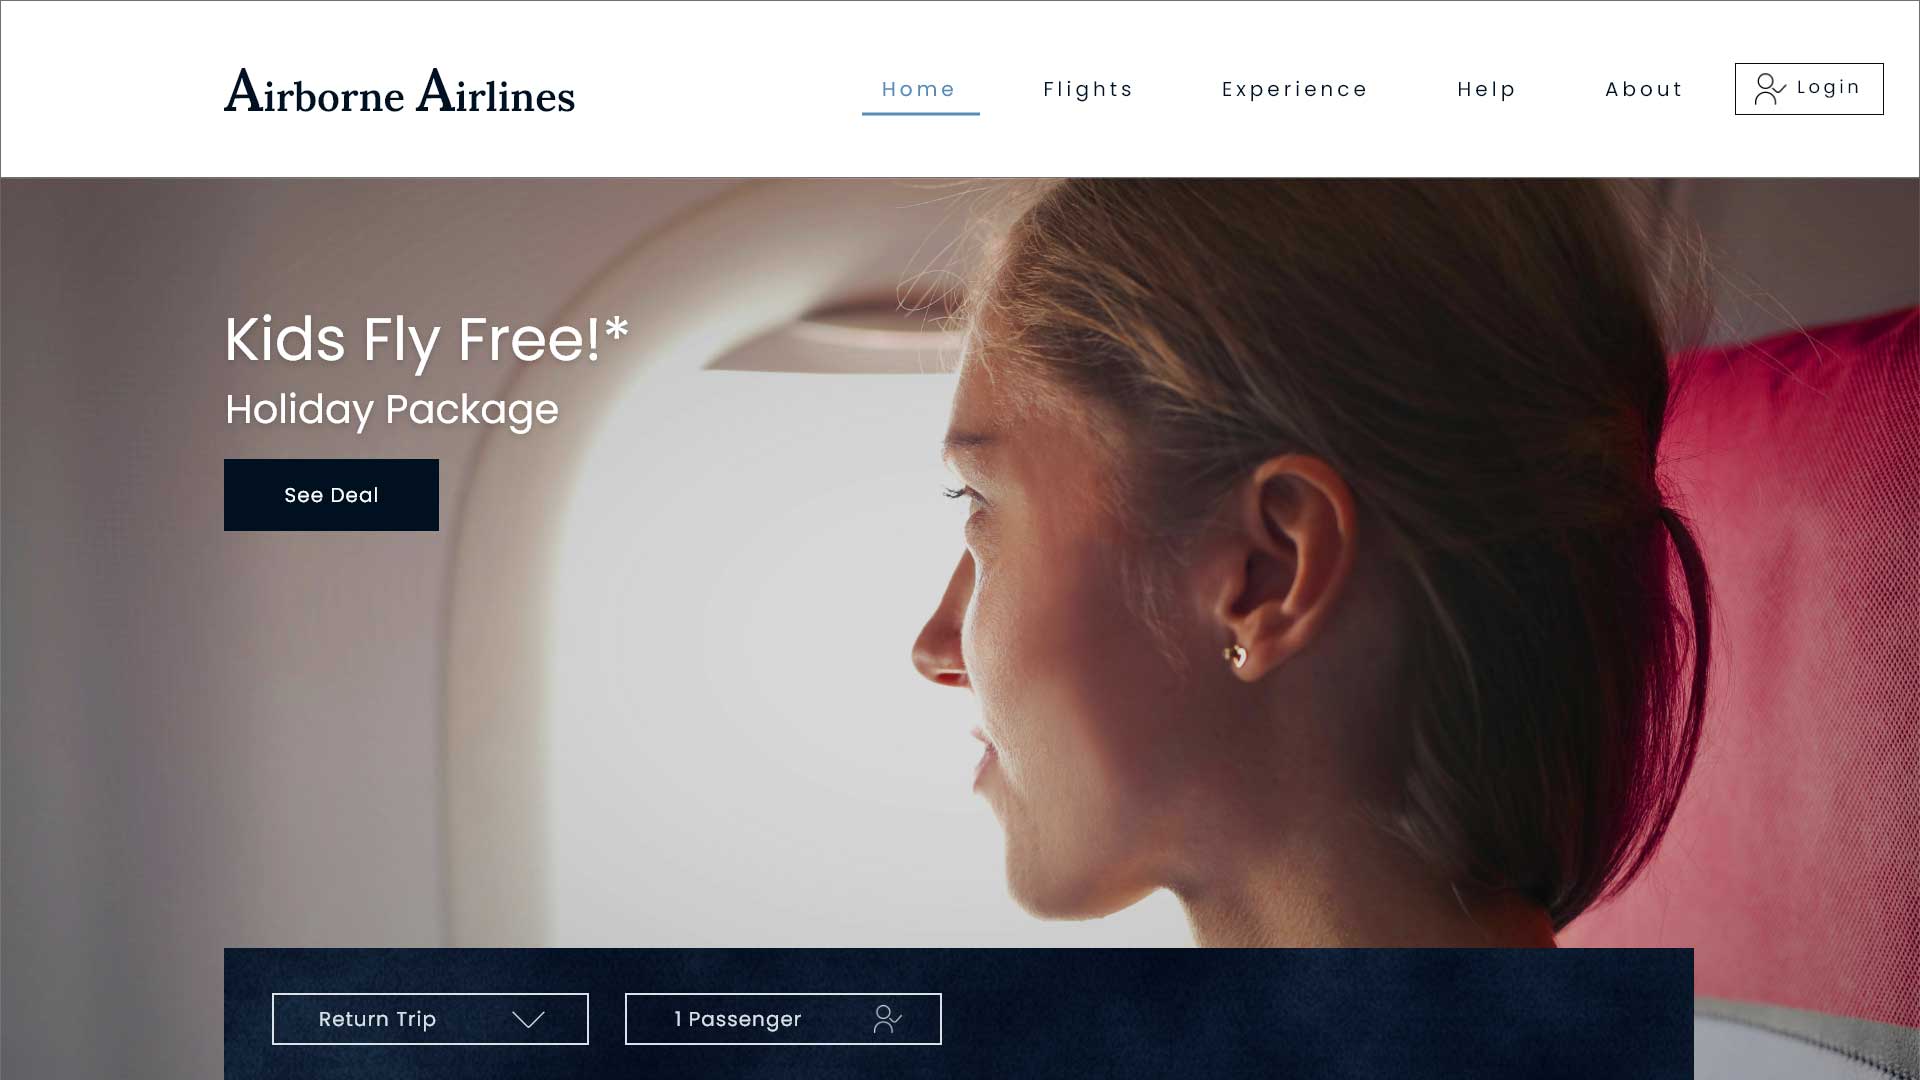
[1223,644,1247,669]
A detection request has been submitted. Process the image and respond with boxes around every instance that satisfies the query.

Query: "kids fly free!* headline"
[221,313,626,436]
[226,314,622,376]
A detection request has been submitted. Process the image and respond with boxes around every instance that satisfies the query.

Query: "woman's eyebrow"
[941,430,997,465]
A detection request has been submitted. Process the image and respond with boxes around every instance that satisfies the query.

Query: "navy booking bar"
[227,947,1692,1079]
[224,458,438,531]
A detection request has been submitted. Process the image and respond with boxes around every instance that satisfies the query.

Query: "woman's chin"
[1003,847,1155,922]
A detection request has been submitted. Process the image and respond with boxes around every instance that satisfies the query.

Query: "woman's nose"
[912,549,973,688]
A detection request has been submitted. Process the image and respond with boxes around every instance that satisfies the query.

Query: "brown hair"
[967,180,1711,929]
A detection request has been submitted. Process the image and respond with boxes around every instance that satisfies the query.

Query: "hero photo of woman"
[913,180,1712,948]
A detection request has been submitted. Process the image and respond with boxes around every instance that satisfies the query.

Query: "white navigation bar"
[2,0,1915,176]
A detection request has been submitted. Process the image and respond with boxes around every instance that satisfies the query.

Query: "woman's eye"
[942,485,987,518]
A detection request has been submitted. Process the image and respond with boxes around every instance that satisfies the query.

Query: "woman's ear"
[1210,455,1359,680]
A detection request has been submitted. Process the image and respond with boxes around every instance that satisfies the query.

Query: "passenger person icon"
[873,1004,901,1034]
[1754,72,1780,106]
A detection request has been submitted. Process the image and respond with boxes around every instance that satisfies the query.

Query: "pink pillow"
[1563,307,1919,1029]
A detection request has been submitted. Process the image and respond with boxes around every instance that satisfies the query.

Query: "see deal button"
[223,458,438,531]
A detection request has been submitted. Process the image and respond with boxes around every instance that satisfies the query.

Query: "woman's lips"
[971,728,998,790]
